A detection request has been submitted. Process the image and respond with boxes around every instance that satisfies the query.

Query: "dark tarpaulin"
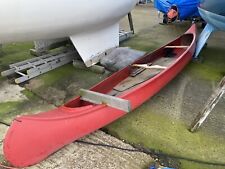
[154,0,200,20]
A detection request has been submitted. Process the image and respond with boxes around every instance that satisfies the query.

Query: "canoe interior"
[65,33,193,108]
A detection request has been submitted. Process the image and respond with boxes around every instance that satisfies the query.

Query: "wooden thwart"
[114,57,175,92]
[79,89,131,112]
[132,64,167,70]
[165,45,189,48]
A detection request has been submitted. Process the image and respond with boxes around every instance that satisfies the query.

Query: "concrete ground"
[30,131,152,169]
[0,3,225,169]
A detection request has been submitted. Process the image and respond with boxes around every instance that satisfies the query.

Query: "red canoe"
[4,24,196,167]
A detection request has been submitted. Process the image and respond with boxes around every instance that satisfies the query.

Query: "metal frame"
[1,50,77,84]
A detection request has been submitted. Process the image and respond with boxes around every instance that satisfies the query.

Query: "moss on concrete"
[186,47,225,81]
[38,64,76,87]
[121,35,159,52]
[105,101,225,169]
[0,101,22,120]
[21,89,37,100]
[180,160,225,169]
[0,88,54,123]
[0,42,33,72]
[0,155,4,162]
[39,64,103,89]
[26,63,107,106]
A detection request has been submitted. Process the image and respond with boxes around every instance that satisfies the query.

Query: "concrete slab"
[31,131,152,169]
[0,81,27,103]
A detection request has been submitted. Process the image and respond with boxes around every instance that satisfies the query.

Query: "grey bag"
[100,47,145,72]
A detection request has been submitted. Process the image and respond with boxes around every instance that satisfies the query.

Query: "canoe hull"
[3,25,196,167]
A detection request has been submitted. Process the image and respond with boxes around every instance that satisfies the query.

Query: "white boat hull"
[194,0,225,57]
[0,0,138,66]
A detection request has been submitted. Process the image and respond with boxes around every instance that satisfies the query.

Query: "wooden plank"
[114,69,160,92]
[165,46,189,48]
[130,63,152,77]
[190,76,225,132]
[132,64,167,69]
[114,57,176,92]
[79,89,131,112]
[130,67,146,77]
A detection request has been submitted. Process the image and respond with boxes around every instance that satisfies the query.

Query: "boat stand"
[190,76,225,132]
[30,38,70,56]
[119,13,134,42]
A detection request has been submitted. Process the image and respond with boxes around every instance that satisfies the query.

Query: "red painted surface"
[3,24,196,167]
